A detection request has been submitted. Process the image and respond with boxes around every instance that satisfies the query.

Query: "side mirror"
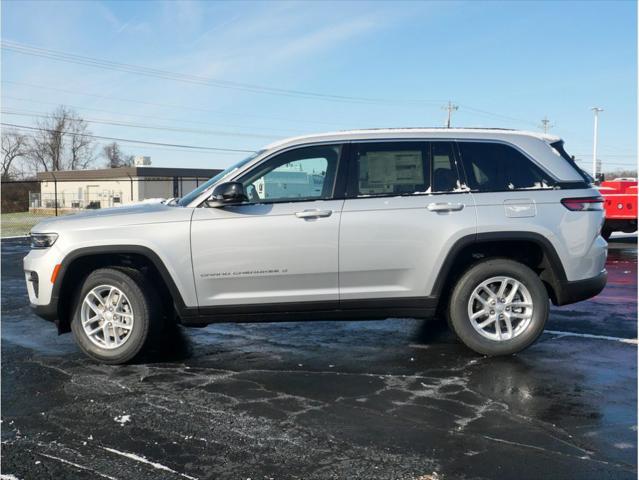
[207,182,247,207]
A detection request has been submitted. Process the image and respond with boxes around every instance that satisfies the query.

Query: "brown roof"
[37,167,222,181]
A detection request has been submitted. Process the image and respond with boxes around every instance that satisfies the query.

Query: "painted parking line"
[545,329,638,345]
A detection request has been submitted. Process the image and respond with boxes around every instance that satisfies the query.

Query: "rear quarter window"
[457,141,555,192]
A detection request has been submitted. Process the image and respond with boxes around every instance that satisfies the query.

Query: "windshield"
[177,151,264,206]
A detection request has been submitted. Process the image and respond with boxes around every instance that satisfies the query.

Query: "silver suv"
[24,129,608,364]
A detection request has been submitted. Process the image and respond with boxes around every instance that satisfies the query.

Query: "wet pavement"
[1,237,637,480]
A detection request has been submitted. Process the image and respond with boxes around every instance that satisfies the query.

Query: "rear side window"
[354,142,429,195]
[350,141,464,197]
[431,142,459,192]
[458,142,554,192]
[550,140,593,185]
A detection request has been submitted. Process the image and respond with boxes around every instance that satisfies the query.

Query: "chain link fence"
[1,175,211,238]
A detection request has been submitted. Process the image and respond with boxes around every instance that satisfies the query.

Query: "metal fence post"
[52,173,58,217]
[127,173,134,203]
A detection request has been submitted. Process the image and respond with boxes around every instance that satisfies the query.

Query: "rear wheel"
[71,268,161,364]
[447,259,549,356]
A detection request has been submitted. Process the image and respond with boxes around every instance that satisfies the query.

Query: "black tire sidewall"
[71,268,152,364]
[448,259,549,356]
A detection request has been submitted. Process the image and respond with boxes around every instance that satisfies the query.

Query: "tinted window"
[458,142,554,191]
[351,142,462,196]
[431,142,460,192]
[550,140,592,185]
[240,145,340,202]
[179,151,263,206]
[353,142,429,196]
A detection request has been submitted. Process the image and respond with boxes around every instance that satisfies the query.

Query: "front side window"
[458,142,555,192]
[240,145,341,203]
[179,150,263,206]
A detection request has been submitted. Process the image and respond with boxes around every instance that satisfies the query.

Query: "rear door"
[456,140,557,231]
[338,140,477,302]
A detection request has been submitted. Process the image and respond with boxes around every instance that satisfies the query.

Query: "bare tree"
[602,169,638,180]
[1,130,28,180]
[27,106,95,172]
[102,142,133,168]
[68,112,95,170]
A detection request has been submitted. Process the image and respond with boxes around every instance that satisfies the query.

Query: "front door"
[338,140,477,301]
[191,144,345,307]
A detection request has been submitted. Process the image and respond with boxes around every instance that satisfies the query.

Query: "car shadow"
[412,316,457,345]
[138,322,194,363]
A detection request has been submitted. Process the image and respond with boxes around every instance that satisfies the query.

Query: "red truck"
[598,178,638,240]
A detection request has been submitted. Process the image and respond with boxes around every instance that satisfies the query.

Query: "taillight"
[561,196,604,211]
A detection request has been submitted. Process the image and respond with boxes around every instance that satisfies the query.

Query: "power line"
[4,42,632,156]
[1,109,282,140]
[1,40,444,106]
[455,103,539,128]
[573,153,637,158]
[91,140,247,156]
[1,94,305,135]
[573,159,636,167]
[1,80,344,127]
[1,122,256,153]
[0,79,562,137]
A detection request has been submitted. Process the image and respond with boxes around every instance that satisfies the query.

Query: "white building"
[33,166,221,211]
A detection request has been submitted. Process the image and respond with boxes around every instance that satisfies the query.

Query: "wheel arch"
[431,232,568,310]
[53,245,190,333]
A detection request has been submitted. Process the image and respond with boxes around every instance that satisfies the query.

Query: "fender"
[52,245,194,319]
[430,231,569,302]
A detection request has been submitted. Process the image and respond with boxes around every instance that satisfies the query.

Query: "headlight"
[30,233,58,249]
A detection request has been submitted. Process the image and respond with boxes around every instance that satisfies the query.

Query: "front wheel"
[447,259,549,356]
[71,268,161,364]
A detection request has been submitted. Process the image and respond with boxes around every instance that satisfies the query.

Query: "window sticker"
[359,150,423,194]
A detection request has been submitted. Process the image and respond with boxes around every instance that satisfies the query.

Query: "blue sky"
[1,0,636,172]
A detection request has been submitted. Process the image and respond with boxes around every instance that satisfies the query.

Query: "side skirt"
[179,297,438,326]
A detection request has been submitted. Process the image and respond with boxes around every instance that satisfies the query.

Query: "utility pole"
[540,116,553,134]
[591,107,604,178]
[443,101,459,128]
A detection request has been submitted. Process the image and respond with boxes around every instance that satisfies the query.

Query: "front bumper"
[31,302,59,322]
[24,246,65,329]
[554,269,608,306]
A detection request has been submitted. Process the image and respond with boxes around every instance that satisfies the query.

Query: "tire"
[71,267,161,364]
[447,258,549,356]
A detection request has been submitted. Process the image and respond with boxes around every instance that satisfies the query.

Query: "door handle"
[295,209,333,219]
[427,202,465,212]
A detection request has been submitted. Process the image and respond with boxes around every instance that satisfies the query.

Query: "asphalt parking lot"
[1,237,637,480]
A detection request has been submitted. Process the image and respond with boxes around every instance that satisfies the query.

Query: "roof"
[264,128,562,150]
[37,166,222,181]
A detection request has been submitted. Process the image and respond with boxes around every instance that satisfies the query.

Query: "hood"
[31,202,185,233]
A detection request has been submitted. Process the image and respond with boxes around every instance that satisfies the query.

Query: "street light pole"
[591,107,604,178]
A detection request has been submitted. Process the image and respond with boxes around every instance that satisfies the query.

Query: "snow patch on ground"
[102,447,198,479]
[113,414,131,426]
